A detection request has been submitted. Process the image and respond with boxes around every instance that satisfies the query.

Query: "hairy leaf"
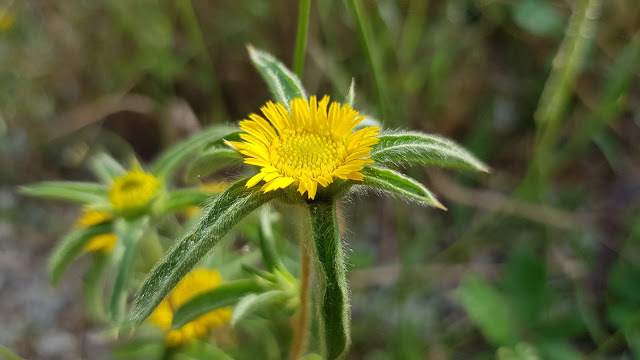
[171,280,265,329]
[371,131,489,172]
[89,152,127,184]
[248,46,307,110]
[48,222,113,284]
[130,179,274,326]
[360,166,445,209]
[110,217,150,325]
[184,146,243,183]
[152,125,237,181]
[21,182,109,205]
[159,189,212,214]
[231,290,291,326]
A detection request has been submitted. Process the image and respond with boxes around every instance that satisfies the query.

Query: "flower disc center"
[271,129,345,178]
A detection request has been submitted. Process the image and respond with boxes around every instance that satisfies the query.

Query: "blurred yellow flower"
[0,11,15,32]
[109,170,160,212]
[228,96,379,200]
[75,209,117,253]
[149,268,232,346]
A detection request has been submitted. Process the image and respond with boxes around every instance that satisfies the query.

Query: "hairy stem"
[310,200,350,359]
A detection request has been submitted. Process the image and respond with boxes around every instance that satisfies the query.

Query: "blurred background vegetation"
[1,0,639,359]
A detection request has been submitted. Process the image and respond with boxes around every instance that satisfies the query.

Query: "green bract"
[129,48,488,359]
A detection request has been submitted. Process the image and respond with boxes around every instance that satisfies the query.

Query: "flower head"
[75,209,117,253]
[109,170,160,213]
[228,96,380,200]
[149,268,232,346]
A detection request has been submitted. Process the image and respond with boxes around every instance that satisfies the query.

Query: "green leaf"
[360,166,446,209]
[89,152,127,184]
[247,45,307,111]
[172,279,265,329]
[231,290,291,326]
[48,222,113,284]
[130,179,274,326]
[457,275,517,346]
[345,78,356,107]
[21,181,109,205]
[371,131,489,172]
[258,205,285,271]
[184,146,243,183]
[159,189,212,214]
[84,253,109,321]
[0,345,26,360]
[310,200,350,360]
[109,217,150,325]
[152,125,238,181]
[501,251,546,325]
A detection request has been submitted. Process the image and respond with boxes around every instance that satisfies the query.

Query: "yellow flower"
[149,268,232,346]
[109,170,160,212]
[75,209,117,253]
[228,96,380,200]
[0,12,15,32]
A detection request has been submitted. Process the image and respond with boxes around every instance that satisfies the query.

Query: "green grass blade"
[231,290,291,326]
[247,46,308,111]
[152,124,238,181]
[0,345,26,360]
[360,166,446,210]
[293,0,311,78]
[309,200,350,360]
[89,152,127,184]
[371,131,489,172]
[130,179,274,326]
[21,181,109,205]
[109,217,150,325]
[48,222,113,284]
[171,279,265,329]
[84,253,109,321]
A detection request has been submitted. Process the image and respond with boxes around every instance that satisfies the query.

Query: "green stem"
[309,200,350,359]
[293,0,311,79]
[346,0,390,124]
[84,254,109,321]
[523,0,602,199]
[289,220,312,360]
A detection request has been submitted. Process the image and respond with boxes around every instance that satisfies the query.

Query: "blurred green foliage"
[2,0,640,359]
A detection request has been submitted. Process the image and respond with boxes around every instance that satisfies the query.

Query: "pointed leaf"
[109,217,150,325]
[48,222,113,284]
[171,280,265,329]
[345,78,356,107]
[457,275,517,346]
[360,166,445,209]
[258,205,285,271]
[84,253,109,321]
[89,152,127,184]
[231,290,291,326]
[159,189,212,214]
[130,179,274,326]
[247,46,307,110]
[184,147,243,183]
[310,201,350,360]
[371,131,489,172]
[21,182,109,205]
[152,125,238,180]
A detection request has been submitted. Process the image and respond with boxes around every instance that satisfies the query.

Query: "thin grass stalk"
[289,220,313,360]
[524,0,602,197]
[346,0,390,124]
[294,0,311,79]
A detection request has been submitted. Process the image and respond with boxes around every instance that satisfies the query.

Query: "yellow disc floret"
[109,170,160,212]
[149,268,232,346]
[228,96,380,199]
[75,209,117,253]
